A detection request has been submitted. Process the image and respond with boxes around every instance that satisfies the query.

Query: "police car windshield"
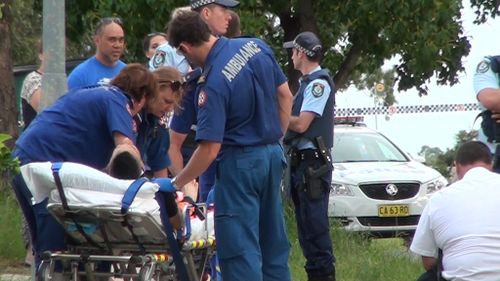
[332,131,408,163]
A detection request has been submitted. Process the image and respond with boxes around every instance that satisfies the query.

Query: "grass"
[283,202,423,281]
[0,180,26,274]
[0,184,423,280]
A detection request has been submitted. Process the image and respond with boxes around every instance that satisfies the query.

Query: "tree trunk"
[279,10,301,93]
[280,0,323,93]
[0,0,18,147]
[334,43,362,91]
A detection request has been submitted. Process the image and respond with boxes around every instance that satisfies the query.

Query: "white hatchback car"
[329,123,448,237]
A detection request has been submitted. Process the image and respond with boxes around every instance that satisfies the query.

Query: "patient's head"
[106,143,144,180]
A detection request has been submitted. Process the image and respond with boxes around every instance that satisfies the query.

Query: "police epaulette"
[488,55,500,74]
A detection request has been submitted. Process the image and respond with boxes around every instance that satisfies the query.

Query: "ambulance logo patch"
[198,90,207,107]
[312,83,325,98]
[152,50,166,69]
[476,60,490,74]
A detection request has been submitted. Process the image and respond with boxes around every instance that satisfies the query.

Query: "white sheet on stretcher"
[49,188,214,242]
[20,162,159,204]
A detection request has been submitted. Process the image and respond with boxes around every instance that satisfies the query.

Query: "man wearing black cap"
[190,0,239,36]
[284,31,336,281]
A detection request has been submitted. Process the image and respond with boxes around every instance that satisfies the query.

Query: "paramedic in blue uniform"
[283,31,336,281]
[164,11,293,281]
[167,67,219,201]
[473,56,500,172]
[157,0,240,202]
[137,66,185,178]
[11,63,157,272]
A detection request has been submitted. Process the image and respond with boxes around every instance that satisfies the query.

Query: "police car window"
[333,132,407,163]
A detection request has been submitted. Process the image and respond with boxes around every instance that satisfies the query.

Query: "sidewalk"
[0,274,30,281]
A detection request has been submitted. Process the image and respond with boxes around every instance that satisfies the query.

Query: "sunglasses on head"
[160,80,185,91]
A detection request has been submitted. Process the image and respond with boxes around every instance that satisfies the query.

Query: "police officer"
[473,56,500,172]
[190,0,238,36]
[283,31,336,281]
[163,11,293,281]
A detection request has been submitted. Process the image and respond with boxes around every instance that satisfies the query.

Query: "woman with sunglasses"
[12,63,156,274]
[143,32,168,61]
[135,66,185,178]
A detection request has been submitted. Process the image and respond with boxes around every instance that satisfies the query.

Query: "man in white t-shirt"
[410,141,500,281]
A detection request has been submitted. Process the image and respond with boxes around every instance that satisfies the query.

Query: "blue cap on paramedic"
[283,31,323,58]
[190,0,240,10]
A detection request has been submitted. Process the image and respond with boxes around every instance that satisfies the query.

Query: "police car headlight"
[331,183,355,196]
[425,176,448,194]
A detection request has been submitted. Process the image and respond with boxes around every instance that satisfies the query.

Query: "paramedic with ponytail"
[12,63,157,272]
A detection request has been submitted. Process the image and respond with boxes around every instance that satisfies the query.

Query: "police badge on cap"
[190,0,240,10]
[283,31,323,58]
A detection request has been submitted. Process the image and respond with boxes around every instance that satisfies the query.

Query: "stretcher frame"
[38,202,215,281]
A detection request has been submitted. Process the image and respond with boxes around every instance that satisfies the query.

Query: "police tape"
[336,103,481,116]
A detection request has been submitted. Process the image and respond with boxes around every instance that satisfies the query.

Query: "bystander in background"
[20,39,44,129]
[67,17,126,90]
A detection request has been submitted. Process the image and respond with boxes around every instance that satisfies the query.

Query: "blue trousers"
[182,144,216,203]
[199,162,216,203]
[290,158,335,278]
[214,144,291,281]
[12,174,66,270]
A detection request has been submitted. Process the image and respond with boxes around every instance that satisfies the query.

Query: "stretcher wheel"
[37,262,51,281]
[138,264,154,281]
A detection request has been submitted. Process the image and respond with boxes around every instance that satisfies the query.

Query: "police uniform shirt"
[300,66,331,116]
[15,86,136,169]
[136,112,171,172]
[149,42,190,75]
[473,57,498,153]
[68,56,126,90]
[293,66,332,150]
[195,37,287,147]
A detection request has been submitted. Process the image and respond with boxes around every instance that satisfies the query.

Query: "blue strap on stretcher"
[121,178,190,281]
[155,191,190,281]
[121,177,149,214]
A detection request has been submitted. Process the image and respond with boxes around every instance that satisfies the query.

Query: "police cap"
[190,0,240,10]
[283,31,323,58]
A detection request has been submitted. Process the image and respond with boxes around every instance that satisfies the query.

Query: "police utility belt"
[292,149,322,163]
[289,136,332,169]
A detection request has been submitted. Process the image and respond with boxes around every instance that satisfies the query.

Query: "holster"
[302,165,329,200]
[288,146,300,167]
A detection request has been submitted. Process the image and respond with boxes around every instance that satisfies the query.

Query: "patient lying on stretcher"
[20,144,214,242]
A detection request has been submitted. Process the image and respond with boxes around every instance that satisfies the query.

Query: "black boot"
[308,269,336,281]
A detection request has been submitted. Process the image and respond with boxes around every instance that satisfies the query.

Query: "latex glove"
[152,178,175,193]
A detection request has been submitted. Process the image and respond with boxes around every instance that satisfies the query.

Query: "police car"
[329,117,448,237]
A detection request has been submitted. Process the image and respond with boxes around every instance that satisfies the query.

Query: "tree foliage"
[0,0,18,140]
[17,1,467,93]
[418,130,478,178]
[8,0,500,94]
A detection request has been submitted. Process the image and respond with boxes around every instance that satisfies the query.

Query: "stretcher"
[20,162,216,281]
